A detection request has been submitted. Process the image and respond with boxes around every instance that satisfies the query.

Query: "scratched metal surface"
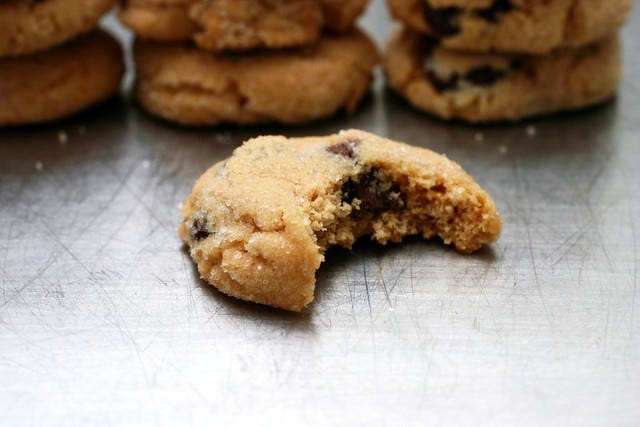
[1,4,639,426]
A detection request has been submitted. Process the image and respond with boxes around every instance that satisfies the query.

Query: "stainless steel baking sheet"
[1,4,638,425]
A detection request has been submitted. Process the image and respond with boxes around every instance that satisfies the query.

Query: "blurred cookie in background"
[386,0,631,54]
[0,30,124,126]
[384,28,621,122]
[0,0,117,57]
[134,28,379,126]
[120,0,370,51]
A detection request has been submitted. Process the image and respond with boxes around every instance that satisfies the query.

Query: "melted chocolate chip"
[420,38,440,64]
[190,217,211,242]
[342,170,404,214]
[431,184,447,194]
[423,3,461,37]
[465,66,507,86]
[425,70,460,92]
[424,45,517,91]
[327,140,358,159]
[510,58,523,70]
[474,0,513,23]
[423,0,513,37]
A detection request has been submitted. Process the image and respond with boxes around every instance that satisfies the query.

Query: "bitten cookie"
[134,29,379,125]
[384,29,620,123]
[0,0,117,58]
[179,129,502,312]
[386,0,631,53]
[120,0,369,51]
[0,30,124,127]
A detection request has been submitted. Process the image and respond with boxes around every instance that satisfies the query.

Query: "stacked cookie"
[0,0,124,127]
[120,0,379,126]
[384,0,631,122]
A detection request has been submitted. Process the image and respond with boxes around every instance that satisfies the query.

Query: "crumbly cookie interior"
[312,139,497,254]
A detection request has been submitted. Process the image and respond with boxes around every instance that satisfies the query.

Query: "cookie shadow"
[313,235,500,312]
[129,87,379,141]
[183,247,316,332]
[183,232,499,323]
[381,87,620,161]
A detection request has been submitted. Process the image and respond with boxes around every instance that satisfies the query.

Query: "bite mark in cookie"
[341,169,405,214]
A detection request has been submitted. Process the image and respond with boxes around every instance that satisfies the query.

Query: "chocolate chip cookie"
[134,28,379,125]
[384,28,620,123]
[0,0,117,58]
[120,0,369,51]
[0,30,124,126]
[179,129,502,311]
[386,0,631,53]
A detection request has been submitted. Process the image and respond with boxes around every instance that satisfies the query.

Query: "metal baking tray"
[1,4,638,425]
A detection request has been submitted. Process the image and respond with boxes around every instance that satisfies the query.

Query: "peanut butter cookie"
[120,0,369,51]
[384,28,621,122]
[179,130,502,311]
[0,30,124,126]
[134,28,379,125]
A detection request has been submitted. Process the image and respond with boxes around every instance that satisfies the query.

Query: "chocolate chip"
[28,0,46,9]
[465,66,507,86]
[423,3,461,37]
[342,170,404,214]
[190,217,211,242]
[510,58,523,70]
[420,37,439,57]
[327,140,358,159]
[423,38,460,92]
[474,0,513,23]
[431,184,447,194]
[425,70,460,92]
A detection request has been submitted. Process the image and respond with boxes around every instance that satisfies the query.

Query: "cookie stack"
[120,0,379,126]
[384,0,632,122]
[0,1,124,127]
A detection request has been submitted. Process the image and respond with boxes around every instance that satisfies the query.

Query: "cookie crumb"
[58,131,68,144]
[525,125,537,137]
[141,160,151,169]
[176,202,184,210]
[498,145,508,155]
[35,161,44,171]
[474,132,484,142]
